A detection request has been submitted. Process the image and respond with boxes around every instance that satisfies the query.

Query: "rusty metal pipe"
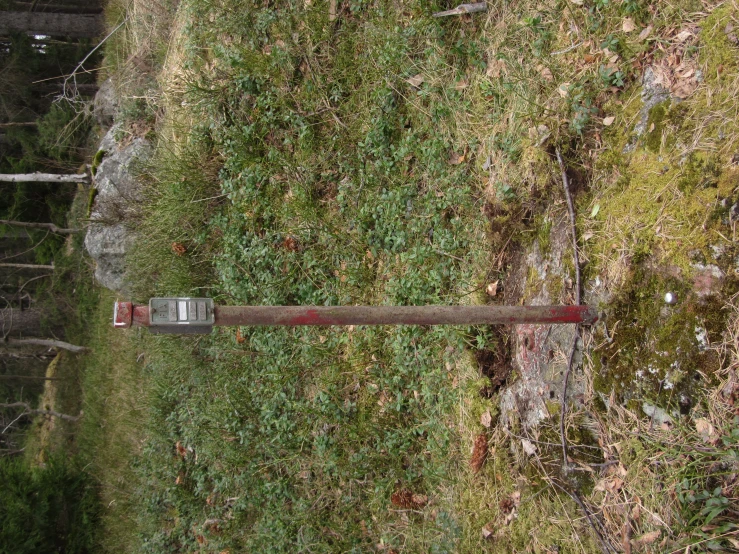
[114,302,598,328]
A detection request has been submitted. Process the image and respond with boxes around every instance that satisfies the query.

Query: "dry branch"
[0,401,81,422]
[0,219,78,235]
[0,262,54,270]
[555,147,582,471]
[3,337,87,353]
[433,2,487,17]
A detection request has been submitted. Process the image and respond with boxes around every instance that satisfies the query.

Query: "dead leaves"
[175,441,189,459]
[499,491,521,525]
[282,235,299,251]
[480,409,492,428]
[171,242,187,256]
[448,149,467,165]
[390,488,428,510]
[485,281,499,298]
[643,26,701,99]
[406,74,424,88]
[470,432,489,473]
[622,18,636,33]
[486,59,507,79]
[638,25,653,42]
[482,491,521,539]
[649,61,700,99]
[631,530,661,547]
[695,417,719,444]
[537,64,553,82]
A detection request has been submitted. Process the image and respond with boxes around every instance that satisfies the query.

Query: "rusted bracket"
[114,299,598,333]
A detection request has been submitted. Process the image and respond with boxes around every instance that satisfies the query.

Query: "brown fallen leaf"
[638,25,653,41]
[486,281,499,297]
[390,488,428,509]
[282,235,298,251]
[480,409,492,428]
[482,522,496,539]
[622,18,635,33]
[695,417,718,444]
[486,59,506,78]
[407,74,425,88]
[631,530,660,546]
[521,438,537,456]
[470,433,489,473]
[175,441,187,458]
[448,150,466,165]
[171,242,187,256]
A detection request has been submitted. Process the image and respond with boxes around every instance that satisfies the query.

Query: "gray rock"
[93,78,119,128]
[84,126,150,292]
[624,66,672,153]
[642,402,676,427]
[499,219,583,430]
[84,223,133,292]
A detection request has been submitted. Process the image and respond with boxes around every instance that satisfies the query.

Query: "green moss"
[644,101,668,153]
[90,149,106,176]
[592,267,735,412]
[717,167,739,197]
[86,186,98,218]
[700,4,739,81]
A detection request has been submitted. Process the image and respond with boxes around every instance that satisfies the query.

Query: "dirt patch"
[476,327,511,397]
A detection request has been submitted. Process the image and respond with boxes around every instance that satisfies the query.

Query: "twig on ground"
[556,148,581,305]
[433,2,487,17]
[555,147,582,472]
[552,42,584,55]
[555,148,616,553]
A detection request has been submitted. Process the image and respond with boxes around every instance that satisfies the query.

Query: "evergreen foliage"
[0,456,98,554]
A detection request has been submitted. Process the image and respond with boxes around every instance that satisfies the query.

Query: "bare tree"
[0,401,81,423]
[0,219,79,235]
[0,172,88,184]
[0,11,104,39]
[0,263,54,270]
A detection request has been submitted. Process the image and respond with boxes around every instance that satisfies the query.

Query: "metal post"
[114,300,598,332]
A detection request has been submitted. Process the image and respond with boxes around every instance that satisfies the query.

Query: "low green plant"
[0,456,98,554]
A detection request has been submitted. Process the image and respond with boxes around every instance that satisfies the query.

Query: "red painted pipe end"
[113,301,132,328]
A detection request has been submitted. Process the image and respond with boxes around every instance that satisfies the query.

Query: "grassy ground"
[69,0,739,552]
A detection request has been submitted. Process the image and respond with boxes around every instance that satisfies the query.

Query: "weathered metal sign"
[146,298,215,334]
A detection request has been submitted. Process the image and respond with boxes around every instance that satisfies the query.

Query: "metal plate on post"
[149,298,214,334]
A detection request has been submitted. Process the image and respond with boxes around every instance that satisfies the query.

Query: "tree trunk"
[0,263,54,270]
[3,337,87,353]
[13,2,104,15]
[0,122,37,128]
[0,11,104,38]
[0,307,43,338]
[0,219,79,235]
[0,172,88,183]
